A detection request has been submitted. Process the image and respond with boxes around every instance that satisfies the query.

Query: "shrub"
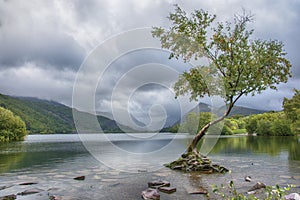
[0,107,27,142]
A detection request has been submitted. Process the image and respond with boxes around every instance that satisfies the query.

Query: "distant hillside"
[0,94,125,134]
[229,105,267,116]
[170,102,268,127]
[189,102,267,117]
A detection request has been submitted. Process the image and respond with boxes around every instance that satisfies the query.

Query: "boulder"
[141,188,160,200]
[284,193,300,200]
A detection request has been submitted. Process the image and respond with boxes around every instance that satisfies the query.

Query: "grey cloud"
[0,0,85,70]
[0,0,299,124]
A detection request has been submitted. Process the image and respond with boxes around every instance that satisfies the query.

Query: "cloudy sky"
[0,0,299,127]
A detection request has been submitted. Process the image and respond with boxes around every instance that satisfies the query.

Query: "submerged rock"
[185,186,208,195]
[17,188,44,195]
[0,185,14,191]
[141,188,160,200]
[0,194,16,200]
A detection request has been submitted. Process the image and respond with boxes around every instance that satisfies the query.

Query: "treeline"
[246,89,299,136]
[168,90,300,136]
[0,107,27,142]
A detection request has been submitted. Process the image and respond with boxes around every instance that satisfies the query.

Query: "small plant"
[211,181,294,200]
[265,184,293,200]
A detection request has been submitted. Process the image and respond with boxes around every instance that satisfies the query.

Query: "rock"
[49,195,62,200]
[185,186,208,195]
[284,193,300,200]
[17,188,44,195]
[158,186,176,194]
[171,165,183,170]
[148,180,170,188]
[248,182,266,192]
[0,194,17,200]
[19,182,38,185]
[165,152,228,173]
[245,176,252,182]
[141,188,160,200]
[0,185,14,191]
[73,176,85,181]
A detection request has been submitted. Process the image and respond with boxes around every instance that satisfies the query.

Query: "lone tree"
[152,6,291,171]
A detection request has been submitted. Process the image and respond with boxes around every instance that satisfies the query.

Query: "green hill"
[0,94,124,134]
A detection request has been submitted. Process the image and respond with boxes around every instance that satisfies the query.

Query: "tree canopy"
[0,107,27,142]
[152,5,292,153]
[283,89,300,134]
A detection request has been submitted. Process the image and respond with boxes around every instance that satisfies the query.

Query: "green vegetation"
[0,93,126,134]
[212,180,294,200]
[245,112,293,136]
[0,107,27,142]
[244,90,300,136]
[152,5,291,154]
[0,94,75,134]
[283,89,300,135]
[179,112,247,135]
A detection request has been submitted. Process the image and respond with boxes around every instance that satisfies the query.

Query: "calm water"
[0,134,299,199]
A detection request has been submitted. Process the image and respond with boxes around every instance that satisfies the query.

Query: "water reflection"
[209,136,300,161]
[0,135,299,174]
[0,141,88,174]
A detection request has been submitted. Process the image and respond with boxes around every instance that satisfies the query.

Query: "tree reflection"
[210,136,300,160]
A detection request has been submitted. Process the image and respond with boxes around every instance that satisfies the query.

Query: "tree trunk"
[186,103,234,154]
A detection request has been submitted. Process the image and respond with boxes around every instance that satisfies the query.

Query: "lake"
[0,134,300,199]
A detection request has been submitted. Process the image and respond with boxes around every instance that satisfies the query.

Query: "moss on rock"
[164,153,228,173]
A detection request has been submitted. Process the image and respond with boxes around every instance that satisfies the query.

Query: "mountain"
[169,102,268,127]
[229,105,268,116]
[0,94,125,134]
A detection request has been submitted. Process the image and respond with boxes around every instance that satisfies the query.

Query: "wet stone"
[245,176,252,182]
[248,182,266,192]
[17,188,44,196]
[73,176,85,181]
[284,193,300,200]
[49,195,62,200]
[148,180,170,188]
[0,194,17,200]
[141,188,160,200]
[185,186,208,195]
[19,182,38,185]
[158,186,176,194]
[0,185,14,191]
